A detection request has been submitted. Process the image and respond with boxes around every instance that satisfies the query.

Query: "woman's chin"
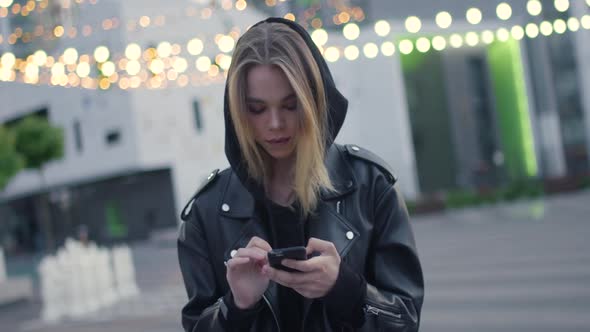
[265,148,295,161]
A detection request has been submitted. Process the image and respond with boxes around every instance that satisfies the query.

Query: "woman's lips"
[267,137,290,145]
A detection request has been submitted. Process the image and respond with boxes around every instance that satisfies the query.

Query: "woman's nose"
[268,109,284,130]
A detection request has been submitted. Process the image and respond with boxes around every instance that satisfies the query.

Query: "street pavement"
[1,189,589,332]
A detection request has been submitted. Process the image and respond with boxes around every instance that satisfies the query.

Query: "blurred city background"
[0,0,589,331]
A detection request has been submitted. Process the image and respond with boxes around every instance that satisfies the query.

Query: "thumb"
[306,237,338,257]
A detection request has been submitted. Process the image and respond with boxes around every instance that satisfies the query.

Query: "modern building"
[1,0,589,254]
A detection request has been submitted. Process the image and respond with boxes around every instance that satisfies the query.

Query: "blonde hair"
[227,22,333,217]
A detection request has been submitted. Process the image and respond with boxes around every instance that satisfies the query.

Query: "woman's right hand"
[226,236,272,309]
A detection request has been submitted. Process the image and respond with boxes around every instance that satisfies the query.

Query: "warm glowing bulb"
[173,57,188,73]
[324,47,340,62]
[553,19,567,34]
[374,20,390,37]
[51,63,65,76]
[497,28,510,41]
[583,16,590,30]
[126,43,142,60]
[399,40,414,54]
[25,63,38,79]
[149,59,164,74]
[363,43,379,58]
[432,36,446,51]
[381,42,396,56]
[1,52,15,68]
[101,61,115,76]
[343,23,360,40]
[33,50,47,66]
[465,32,479,46]
[187,38,204,55]
[344,45,359,60]
[157,42,172,58]
[527,0,542,16]
[0,0,14,8]
[405,16,422,33]
[466,8,482,25]
[511,26,525,40]
[554,0,569,12]
[526,23,540,38]
[415,38,431,53]
[311,29,328,46]
[540,21,553,35]
[436,11,452,29]
[567,17,580,32]
[218,35,235,53]
[481,30,495,44]
[450,34,463,48]
[63,48,78,65]
[196,56,211,72]
[76,62,90,77]
[94,46,110,63]
[218,55,232,70]
[497,3,512,20]
[126,60,141,75]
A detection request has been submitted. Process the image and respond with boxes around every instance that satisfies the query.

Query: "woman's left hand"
[262,237,341,299]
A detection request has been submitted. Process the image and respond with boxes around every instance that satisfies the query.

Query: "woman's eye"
[284,104,297,111]
[247,106,265,114]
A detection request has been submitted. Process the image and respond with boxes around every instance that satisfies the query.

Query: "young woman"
[178,17,424,332]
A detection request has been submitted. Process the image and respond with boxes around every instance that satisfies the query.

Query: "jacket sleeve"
[178,203,263,332]
[362,179,425,332]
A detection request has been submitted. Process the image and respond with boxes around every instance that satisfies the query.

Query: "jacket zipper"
[262,294,281,332]
[364,304,402,320]
[336,201,342,214]
[195,298,222,330]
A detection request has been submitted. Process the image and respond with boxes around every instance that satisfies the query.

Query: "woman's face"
[245,65,299,161]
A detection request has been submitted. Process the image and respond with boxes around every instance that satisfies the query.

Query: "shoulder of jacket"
[180,168,230,221]
[341,144,398,184]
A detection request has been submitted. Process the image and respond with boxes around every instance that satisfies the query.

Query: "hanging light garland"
[0,0,96,19]
[2,1,590,90]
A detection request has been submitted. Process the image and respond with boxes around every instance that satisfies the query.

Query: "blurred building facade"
[1,0,589,254]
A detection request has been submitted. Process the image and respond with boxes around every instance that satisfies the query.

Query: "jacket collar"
[219,144,356,219]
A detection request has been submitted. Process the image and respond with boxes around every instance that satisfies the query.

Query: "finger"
[246,236,272,252]
[263,265,307,288]
[226,257,250,270]
[235,247,267,261]
[281,258,316,272]
[306,237,338,256]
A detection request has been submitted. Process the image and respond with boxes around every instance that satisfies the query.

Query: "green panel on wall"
[106,201,127,238]
[487,39,538,179]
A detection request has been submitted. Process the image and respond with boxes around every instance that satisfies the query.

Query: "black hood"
[223,17,348,196]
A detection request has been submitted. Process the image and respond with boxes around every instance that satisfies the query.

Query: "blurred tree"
[13,116,64,251]
[13,116,64,170]
[0,126,24,190]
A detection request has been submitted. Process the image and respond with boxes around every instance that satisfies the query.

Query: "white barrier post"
[112,245,139,298]
[96,247,118,307]
[0,247,6,283]
[39,255,65,322]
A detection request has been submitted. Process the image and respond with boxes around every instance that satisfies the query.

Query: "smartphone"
[267,246,307,272]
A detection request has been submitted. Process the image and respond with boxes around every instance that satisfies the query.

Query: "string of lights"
[1,13,589,91]
[1,0,586,53]
[0,0,96,19]
[0,0,360,52]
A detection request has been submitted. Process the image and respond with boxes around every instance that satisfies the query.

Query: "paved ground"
[1,189,589,331]
[416,190,590,332]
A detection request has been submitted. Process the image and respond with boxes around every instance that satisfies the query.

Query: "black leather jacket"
[178,144,424,331]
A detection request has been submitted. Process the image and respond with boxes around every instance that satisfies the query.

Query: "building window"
[106,130,121,145]
[192,100,203,133]
[73,120,83,152]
